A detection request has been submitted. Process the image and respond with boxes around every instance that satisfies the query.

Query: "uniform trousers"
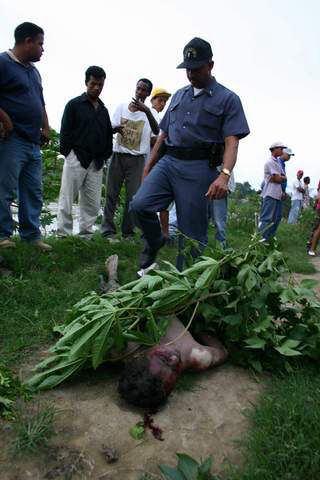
[57,150,103,236]
[130,155,219,248]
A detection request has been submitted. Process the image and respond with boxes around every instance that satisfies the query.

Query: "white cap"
[270,141,287,149]
[283,147,295,156]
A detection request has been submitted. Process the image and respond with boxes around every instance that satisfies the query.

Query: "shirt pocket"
[200,105,223,132]
[168,100,180,125]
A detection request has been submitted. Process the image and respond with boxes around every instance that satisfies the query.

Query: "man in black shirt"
[57,66,114,238]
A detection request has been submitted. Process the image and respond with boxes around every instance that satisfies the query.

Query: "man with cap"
[259,142,287,241]
[131,37,250,269]
[273,146,295,230]
[150,88,171,118]
[288,170,305,224]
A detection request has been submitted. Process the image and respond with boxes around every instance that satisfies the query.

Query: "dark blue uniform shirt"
[0,51,45,144]
[160,77,249,147]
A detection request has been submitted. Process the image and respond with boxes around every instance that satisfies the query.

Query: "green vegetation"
[1,152,319,477]
[25,232,320,391]
[10,402,56,455]
[228,366,320,480]
[159,453,218,480]
[0,362,31,419]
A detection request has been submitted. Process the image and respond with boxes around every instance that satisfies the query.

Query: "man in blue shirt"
[0,22,51,251]
[131,37,250,269]
[273,146,294,230]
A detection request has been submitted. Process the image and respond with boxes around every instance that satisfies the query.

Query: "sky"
[1,0,320,192]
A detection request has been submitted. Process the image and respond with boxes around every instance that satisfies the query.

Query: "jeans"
[259,196,281,240]
[208,198,228,248]
[288,199,302,224]
[131,155,219,248]
[0,132,42,241]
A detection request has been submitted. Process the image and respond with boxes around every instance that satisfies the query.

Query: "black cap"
[177,37,213,69]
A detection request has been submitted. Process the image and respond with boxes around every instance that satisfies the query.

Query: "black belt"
[166,144,224,166]
[166,145,211,160]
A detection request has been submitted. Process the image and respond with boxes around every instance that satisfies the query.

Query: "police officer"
[131,37,250,269]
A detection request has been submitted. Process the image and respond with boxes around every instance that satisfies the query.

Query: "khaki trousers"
[57,150,103,236]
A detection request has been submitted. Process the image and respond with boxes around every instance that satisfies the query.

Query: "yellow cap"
[151,88,171,100]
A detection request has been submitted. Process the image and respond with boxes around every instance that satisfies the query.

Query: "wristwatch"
[221,167,231,177]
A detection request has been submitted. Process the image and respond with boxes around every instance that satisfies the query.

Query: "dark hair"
[85,66,106,83]
[118,355,167,408]
[14,22,44,44]
[137,78,153,95]
[304,176,310,184]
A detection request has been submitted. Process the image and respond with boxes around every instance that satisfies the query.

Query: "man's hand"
[0,117,14,140]
[112,125,124,135]
[205,173,229,199]
[40,126,50,146]
[142,165,150,181]
[130,98,149,114]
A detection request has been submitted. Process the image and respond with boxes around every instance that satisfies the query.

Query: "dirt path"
[1,258,319,480]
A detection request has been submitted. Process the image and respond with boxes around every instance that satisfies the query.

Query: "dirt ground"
[1,257,319,480]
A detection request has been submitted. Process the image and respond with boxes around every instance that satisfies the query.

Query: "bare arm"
[270,174,287,184]
[143,131,167,179]
[205,135,239,199]
[131,98,159,135]
[0,107,13,138]
[41,108,50,144]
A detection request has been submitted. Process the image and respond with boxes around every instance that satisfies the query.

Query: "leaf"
[68,319,106,358]
[274,346,302,356]
[275,339,302,356]
[158,464,185,480]
[300,278,318,289]
[195,264,219,289]
[245,270,258,291]
[248,359,263,373]
[244,336,266,349]
[253,316,272,333]
[222,314,242,325]
[91,318,114,369]
[129,423,145,440]
[176,453,199,479]
[198,456,213,475]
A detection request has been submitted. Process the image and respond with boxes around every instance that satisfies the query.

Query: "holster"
[209,143,225,169]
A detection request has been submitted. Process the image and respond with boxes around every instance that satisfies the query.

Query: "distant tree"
[41,128,63,203]
[232,181,254,199]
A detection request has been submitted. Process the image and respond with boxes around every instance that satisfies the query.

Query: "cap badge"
[185,47,197,59]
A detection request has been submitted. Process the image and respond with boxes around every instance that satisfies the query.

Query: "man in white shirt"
[288,170,304,224]
[101,79,159,240]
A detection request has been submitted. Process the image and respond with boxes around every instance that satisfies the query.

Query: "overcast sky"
[2,0,320,191]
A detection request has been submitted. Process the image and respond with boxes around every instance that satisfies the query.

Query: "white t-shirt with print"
[291,179,304,201]
[112,103,153,155]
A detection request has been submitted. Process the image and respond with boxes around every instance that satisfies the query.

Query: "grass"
[1,209,319,476]
[227,366,320,480]
[10,402,56,455]
[0,233,177,364]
